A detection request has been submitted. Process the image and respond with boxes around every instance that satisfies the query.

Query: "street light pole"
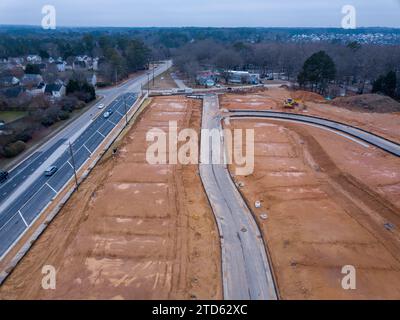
[69,141,79,190]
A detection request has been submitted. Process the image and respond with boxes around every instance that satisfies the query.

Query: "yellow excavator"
[283,98,301,109]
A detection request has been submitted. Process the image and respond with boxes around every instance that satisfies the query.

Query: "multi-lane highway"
[0,61,172,258]
[228,110,400,157]
[0,93,138,257]
[199,94,278,300]
[0,61,172,204]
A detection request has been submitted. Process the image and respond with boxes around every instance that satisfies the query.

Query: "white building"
[26,55,42,63]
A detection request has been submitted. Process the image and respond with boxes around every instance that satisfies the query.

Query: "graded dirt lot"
[225,117,400,299]
[0,96,222,300]
[150,70,179,90]
[220,88,400,143]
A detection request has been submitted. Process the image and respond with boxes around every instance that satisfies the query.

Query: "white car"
[103,111,110,118]
[97,103,105,109]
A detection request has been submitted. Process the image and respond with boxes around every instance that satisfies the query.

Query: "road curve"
[199,95,277,300]
[228,110,400,157]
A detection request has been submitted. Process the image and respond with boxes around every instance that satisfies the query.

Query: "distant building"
[0,76,20,87]
[8,57,24,65]
[21,74,44,87]
[37,63,47,72]
[45,83,66,98]
[73,60,87,70]
[92,58,99,71]
[227,70,260,84]
[26,55,42,63]
[196,70,219,86]
[55,61,66,72]
[87,74,97,87]
[0,86,25,99]
[27,82,46,96]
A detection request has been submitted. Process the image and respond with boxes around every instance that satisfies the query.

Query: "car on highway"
[0,170,9,183]
[103,111,111,118]
[97,103,105,109]
[44,166,58,177]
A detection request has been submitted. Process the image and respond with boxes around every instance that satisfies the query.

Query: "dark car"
[0,170,9,183]
[44,166,58,177]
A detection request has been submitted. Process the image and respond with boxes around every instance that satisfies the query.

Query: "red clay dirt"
[225,115,400,299]
[0,96,222,300]
[220,88,400,143]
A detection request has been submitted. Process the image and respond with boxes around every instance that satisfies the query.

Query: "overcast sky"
[0,0,399,28]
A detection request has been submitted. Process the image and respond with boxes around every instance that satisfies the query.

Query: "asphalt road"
[228,110,400,157]
[0,93,137,258]
[0,61,172,258]
[0,61,172,205]
[199,94,277,300]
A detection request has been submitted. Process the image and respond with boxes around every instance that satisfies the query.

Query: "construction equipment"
[283,98,301,109]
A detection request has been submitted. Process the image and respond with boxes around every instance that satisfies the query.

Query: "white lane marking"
[46,183,58,194]
[84,145,92,155]
[97,130,106,138]
[18,210,29,227]
[107,119,117,126]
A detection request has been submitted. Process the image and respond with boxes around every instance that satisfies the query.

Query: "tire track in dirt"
[287,124,400,263]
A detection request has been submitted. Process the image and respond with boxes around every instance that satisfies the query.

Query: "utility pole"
[152,62,155,86]
[147,73,150,95]
[69,141,79,190]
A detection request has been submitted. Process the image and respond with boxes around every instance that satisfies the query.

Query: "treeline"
[0,32,152,85]
[0,93,89,158]
[173,39,400,96]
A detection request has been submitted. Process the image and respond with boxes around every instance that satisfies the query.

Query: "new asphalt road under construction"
[199,94,400,300]
[199,94,278,300]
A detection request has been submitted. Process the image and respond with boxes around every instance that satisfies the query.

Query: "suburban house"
[0,86,25,99]
[0,76,20,87]
[87,74,97,87]
[92,58,99,71]
[55,61,66,72]
[45,83,66,98]
[26,82,46,96]
[73,60,87,70]
[21,74,44,87]
[26,55,42,63]
[196,70,219,86]
[227,70,260,84]
[37,63,47,72]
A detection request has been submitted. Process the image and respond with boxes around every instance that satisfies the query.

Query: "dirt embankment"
[226,117,400,299]
[332,94,400,113]
[221,88,400,143]
[0,96,222,300]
